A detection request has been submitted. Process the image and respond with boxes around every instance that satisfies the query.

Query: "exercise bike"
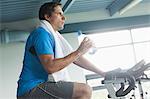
[102,60,150,99]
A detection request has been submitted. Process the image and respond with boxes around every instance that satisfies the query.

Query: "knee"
[82,84,92,97]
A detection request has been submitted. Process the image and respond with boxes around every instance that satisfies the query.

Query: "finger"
[84,42,93,49]
[83,37,90,42]
[83,38,92,45]
[86,40,93,46]
[80,38,90,46]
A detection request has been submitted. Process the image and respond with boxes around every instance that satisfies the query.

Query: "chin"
[58,26,64,31]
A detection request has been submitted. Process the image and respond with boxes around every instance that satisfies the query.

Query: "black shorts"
[17,81,74,99]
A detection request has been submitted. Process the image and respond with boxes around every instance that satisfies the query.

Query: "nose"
[62,15,66,21]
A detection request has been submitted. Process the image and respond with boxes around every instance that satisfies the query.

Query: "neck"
[51,24,57,32]
[45,20,57,32]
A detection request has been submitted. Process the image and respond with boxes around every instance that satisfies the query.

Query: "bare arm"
[39,37,93,74]
[73,56,106,77]
[39,50,80,74]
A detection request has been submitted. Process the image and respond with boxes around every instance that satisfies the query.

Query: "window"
[86,30,132,48]
[78,27,150,98]
[78,27,150,73]
[131,27,150,42]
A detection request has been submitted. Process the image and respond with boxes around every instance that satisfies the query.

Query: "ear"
[44,14,50,20]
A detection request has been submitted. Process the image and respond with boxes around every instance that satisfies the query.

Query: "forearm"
[73,56,105,77]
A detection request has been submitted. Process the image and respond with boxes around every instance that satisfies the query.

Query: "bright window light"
[78,27,150,74]
[131,27,150,42]
[84,45,135,73]
[86,30,132,48]
[134,42,150,63]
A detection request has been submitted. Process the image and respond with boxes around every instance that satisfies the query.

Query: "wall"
[0,45,2,98]
[0,32,85,99]
[0,42,25,99]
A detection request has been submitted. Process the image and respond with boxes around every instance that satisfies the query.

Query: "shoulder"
[36,27,49,36]
[33,27,54,41]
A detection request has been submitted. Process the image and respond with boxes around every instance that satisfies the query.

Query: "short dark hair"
[39,2,62,20]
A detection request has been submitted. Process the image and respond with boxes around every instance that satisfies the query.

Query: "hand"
[77,37,93,55]
[101,72,106,77]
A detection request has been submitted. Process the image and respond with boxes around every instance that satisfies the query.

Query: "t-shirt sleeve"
[34,31,54,56]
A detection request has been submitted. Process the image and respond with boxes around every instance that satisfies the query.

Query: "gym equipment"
[102,60,150,99]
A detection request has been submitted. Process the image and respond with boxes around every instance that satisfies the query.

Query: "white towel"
[40,20,73,82]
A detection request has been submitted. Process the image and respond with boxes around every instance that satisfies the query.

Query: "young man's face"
[49,5,65,31]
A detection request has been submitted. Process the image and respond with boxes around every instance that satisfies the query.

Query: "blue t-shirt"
[17,27,55,96]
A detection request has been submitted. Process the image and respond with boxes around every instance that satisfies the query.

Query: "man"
[17,2,105,99]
